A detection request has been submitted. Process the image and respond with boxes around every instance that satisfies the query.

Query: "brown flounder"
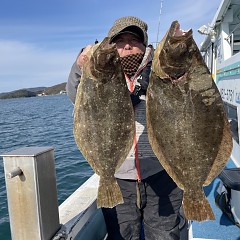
[146,21,233,221]
[73,37,135,208]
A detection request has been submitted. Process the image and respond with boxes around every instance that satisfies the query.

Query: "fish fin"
[183,189,215,221]
[97,177,124,208]
[204,118,233,185]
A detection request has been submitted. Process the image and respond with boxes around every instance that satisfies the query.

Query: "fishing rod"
[156,0,164,48]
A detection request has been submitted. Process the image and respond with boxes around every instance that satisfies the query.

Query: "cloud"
[146,0,219,46]
[0,40,77,92]
[0,0,221,93]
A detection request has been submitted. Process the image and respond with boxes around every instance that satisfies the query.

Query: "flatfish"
[73,37,135,208]
[146,21,233,221]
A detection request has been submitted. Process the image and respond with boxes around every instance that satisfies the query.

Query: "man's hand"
[77,45,93,69]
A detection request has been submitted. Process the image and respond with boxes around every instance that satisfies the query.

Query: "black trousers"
[102,170,183,240]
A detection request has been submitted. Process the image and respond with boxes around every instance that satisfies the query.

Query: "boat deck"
[190,159,240,240]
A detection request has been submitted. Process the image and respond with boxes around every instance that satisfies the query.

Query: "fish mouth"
[92,38,118,61]
[159,21,193,81]
[169,21,192,38]
[90,37,122,79]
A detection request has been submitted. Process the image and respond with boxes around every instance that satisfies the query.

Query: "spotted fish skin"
[146,21,233,221]
[73,37,135,208]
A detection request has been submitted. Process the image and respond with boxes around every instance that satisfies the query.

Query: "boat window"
[224,102,239,144]
[229,34,240,56]
[233,39,240,55]
[228,19,240,56]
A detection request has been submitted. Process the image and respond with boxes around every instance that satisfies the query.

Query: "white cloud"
[147,0,219,46]
[0,40,77,92]
[0,0,221,93]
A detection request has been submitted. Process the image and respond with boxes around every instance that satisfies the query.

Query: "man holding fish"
[66,16,232,240]
[67,16,184,240]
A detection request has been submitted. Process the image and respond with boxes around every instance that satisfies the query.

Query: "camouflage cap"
[108,16,148,46]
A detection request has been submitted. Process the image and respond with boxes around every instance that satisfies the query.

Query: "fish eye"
[113,57,121,65]
[106,52,116,62]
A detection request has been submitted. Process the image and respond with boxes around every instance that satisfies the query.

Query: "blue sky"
[0,0,221,93]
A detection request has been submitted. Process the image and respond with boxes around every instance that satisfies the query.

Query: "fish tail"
[97,177,124,208]
[182,189,215,221]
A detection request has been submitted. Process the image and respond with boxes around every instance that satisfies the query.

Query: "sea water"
[0,94,93,240]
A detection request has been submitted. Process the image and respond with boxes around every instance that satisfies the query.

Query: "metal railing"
[2,147,106,240]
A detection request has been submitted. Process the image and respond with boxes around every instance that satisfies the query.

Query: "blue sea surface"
[0,95,93,240]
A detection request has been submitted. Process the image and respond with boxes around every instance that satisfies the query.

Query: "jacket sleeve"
[66,61,82,104]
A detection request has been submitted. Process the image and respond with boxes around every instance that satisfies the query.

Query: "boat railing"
[1,146,107,240]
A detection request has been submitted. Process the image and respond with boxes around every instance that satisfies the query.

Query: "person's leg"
[102,178,142,240]
[143,171,183,240]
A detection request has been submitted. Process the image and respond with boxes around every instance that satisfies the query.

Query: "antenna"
[156,0,163,47]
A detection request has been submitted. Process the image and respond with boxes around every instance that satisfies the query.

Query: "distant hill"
[43,82,66,95]
[24,87,47,93]
[0,83,67,99]
[0,89,37,99]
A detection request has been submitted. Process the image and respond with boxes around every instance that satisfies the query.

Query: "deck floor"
[190,159,240,240]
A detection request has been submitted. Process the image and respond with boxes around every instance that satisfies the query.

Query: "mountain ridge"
[0,82,67,99]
